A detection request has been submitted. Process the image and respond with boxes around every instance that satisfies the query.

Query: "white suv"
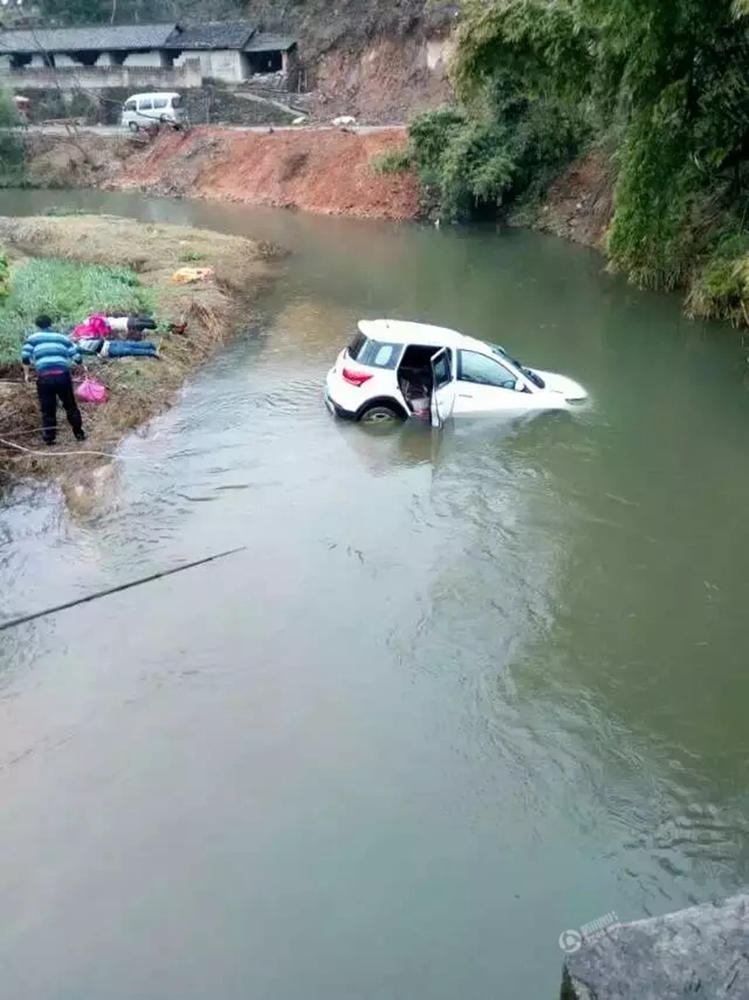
[324,319,587,425]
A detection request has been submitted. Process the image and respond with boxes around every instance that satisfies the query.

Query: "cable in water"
[0,546,247,633]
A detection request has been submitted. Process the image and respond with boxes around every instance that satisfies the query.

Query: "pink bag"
[75,378,109,404]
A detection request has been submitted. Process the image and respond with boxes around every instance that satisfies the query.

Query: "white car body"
[121,92,186,131]
[324,319,588,425]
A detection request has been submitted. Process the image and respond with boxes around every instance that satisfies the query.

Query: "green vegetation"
[43,207,89,217]
[0,255,11,301]
[0,89,26,188]
[393,0,749,323]
[0,258,153,364]
[178,249,207,262]
[378,101,586,221]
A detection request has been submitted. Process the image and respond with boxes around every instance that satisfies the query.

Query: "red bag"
[75,378,109,404]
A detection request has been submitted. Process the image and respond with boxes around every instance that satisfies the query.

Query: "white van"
[121,92,186,131]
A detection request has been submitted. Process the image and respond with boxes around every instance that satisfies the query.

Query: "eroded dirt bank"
[21,127,617,249]
[526,148,615,250]
[24,126,421,221]
[0,215,279,487]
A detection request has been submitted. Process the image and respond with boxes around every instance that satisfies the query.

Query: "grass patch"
[178,249,207,262]
[687,234,749,326]
[371,147,413,176]
[43,206,89,217]
[0,257,153,364]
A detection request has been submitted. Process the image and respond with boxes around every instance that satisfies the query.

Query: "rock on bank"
[562,894,749,999]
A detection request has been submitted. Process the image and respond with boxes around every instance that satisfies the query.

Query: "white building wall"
[122,50,168,69]
[52,54,81,68]
[174,51,211,76]
[207,49,246,82]
[0,61,203,90]
[173,49,246,82]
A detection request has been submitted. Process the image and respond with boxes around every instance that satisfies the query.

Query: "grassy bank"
[0,214,279,482]
[0,257,154,364]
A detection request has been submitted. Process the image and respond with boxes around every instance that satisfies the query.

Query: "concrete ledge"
[561,894,749,999]
[0,62,201,90]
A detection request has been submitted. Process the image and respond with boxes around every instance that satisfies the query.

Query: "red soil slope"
[113,126,420,220]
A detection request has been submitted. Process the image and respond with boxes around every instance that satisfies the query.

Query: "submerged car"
[324,319,588,425]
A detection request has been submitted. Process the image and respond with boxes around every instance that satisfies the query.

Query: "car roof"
[358,319,489,352]
[128,92,180,99]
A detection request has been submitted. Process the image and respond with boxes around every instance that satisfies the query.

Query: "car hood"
[531,369,587,401]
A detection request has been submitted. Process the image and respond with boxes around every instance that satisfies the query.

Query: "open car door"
[430,348,456,428]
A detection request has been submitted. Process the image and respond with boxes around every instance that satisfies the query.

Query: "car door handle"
[458,393,473,399]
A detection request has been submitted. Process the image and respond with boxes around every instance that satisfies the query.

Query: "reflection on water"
[0,189,748,1000]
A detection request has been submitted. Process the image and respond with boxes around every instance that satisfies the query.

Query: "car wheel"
[359,403,403,424]
[128,121,139,133]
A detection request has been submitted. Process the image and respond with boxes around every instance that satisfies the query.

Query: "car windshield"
[490,344,545,388]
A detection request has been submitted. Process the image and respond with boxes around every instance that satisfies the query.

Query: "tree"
[449,0,749,291]
[38,0,108,23]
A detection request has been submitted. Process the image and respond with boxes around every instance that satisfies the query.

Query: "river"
[0,190,748,999]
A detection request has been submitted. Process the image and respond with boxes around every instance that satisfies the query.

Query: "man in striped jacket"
[22,315,86,445]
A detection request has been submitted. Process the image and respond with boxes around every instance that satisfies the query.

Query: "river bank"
[14,128,619,240]
[19,126,422,221]
[0,213,278,485]
[14,127,746,328]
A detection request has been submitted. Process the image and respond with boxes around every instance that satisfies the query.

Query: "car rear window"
[347,334,400,369]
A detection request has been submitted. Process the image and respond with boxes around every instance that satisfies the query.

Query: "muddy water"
[1,190,748,999]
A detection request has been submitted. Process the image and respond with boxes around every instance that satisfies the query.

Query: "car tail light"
[342,366,373,387]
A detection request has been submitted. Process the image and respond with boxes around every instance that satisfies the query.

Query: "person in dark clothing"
[22,315,86,446]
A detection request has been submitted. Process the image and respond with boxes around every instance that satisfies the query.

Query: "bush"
[687,234,749,325]
[371,147,413,176]
[0,88,26,187]
[0,258,153,364]
[0,254,11,301]
[385,102,587,222]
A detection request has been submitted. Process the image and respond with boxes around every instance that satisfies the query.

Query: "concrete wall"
[0,61,201,90]
[208,49,246,82]
[122,50,169,69]
[174,48,247,83]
